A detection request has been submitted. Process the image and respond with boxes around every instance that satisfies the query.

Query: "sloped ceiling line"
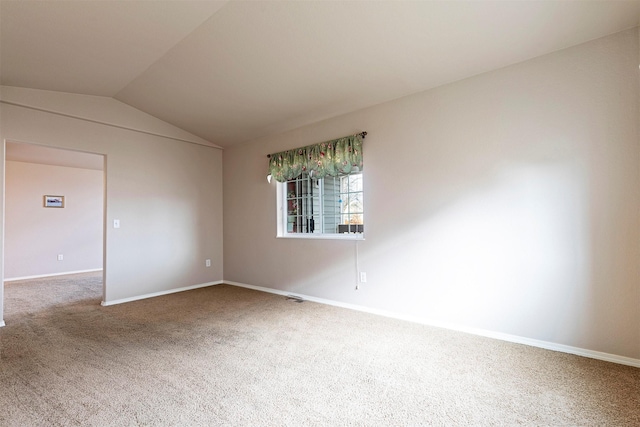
[2,1,639,148]
[0,100,223,149]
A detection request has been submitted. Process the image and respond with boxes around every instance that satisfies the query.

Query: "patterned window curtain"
[268,133,364,182]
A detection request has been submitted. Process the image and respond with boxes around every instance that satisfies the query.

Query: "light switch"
[113,219,120,228]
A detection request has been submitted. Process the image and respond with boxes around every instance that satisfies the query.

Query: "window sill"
[277,233,365,241]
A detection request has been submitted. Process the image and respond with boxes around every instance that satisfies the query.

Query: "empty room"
[1,1,639,425]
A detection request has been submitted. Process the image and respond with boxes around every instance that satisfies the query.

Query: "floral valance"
[268,133,364,182]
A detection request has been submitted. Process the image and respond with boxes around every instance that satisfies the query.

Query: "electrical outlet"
[57,254,64,261]
[359,272,367,283]
[205,259,211,267]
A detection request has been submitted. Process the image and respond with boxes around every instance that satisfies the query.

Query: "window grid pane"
[339,173,364,227]
[283,172,363,235]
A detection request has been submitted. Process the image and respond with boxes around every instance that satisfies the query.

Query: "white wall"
[223,28,640,361]
[0,88,224,324]
[4,161,103,280]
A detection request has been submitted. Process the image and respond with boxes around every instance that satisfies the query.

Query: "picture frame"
[44,195,64,208]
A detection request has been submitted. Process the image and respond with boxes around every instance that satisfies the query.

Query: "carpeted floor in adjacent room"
[1,272,639,426]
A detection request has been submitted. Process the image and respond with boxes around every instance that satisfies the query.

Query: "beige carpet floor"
[1,272,639,426]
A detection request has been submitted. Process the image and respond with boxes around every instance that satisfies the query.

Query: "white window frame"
[276,172,365,241]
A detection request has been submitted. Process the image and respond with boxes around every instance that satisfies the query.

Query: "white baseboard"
[101,280,223,306]
[4,269,103,282]
[0,320,5,328]
[224,281,640,369]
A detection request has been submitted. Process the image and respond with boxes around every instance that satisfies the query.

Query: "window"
[277,171,364,239]
[269,132,365,239]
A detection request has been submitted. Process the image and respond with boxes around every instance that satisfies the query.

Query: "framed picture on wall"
[44,195,65,208]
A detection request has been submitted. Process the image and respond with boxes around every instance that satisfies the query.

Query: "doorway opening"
[3,140,106,319]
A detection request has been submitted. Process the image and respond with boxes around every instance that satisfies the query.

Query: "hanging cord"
[355,240,360,290]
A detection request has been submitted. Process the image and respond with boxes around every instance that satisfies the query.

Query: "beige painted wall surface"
[0,94,223,323]
[223,28,640,359]
[5,161,103,279]
[0,86,216,147]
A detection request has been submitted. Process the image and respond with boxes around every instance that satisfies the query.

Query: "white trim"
[0,320,5,328]
[224,281,640,369]
[101,280,223,306]
[4,268,104,282]
[276,233,364,241]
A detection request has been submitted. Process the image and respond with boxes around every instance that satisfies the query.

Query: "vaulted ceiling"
[2,1,639,148]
